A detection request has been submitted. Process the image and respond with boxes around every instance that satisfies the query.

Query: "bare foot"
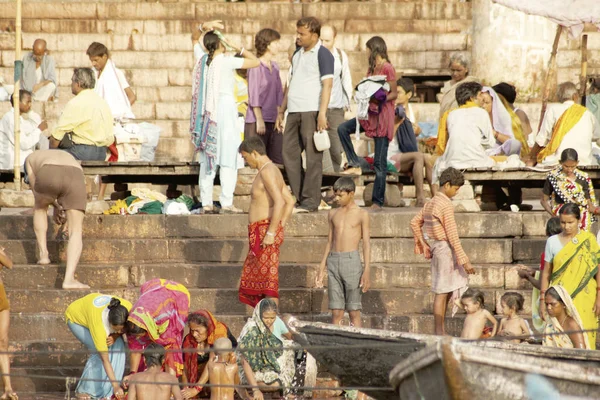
[370,204,383,212]
[62,280,90,290]
[416,197,426,207]
[37,250,50,265]
[0,390,18,400]
[341,167,362,176]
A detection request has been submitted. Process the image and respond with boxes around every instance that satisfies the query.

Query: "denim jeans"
[64,144,108,161]
[338,118,389,206]
[68,321,126,398]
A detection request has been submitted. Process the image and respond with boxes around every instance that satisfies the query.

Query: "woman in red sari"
[124,278,190,381]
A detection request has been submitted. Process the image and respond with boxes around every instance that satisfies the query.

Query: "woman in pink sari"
[124,279,190,381]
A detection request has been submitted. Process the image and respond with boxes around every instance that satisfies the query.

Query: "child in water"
[459,289,497,339]
[497,292,533,343]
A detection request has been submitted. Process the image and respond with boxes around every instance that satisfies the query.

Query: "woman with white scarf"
[480,86,524,157]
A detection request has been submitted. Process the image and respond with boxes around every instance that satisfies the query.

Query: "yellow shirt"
[65,293,132,352]
[52,89,115,147]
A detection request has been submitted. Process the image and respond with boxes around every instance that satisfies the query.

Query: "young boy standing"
[316,177,371,327]
[410,167,476,335]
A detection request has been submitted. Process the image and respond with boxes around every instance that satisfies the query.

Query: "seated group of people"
[65,278,314,400]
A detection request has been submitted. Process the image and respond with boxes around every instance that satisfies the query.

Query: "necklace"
[560,315,568,328]
[253,161,273,183]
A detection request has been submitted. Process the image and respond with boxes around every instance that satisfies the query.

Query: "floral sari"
[549,231,599,349]
[543,285,591,349]
[546,167,596,231]
[127,278,191,376]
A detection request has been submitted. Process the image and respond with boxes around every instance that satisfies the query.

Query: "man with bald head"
[22,38,58,102]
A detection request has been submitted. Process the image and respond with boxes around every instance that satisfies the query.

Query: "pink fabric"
[359,62,396,140]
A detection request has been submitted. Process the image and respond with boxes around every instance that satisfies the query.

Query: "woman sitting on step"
[180,309,238,399]
[124,279,190,382]
[542,286,590,349]
[64,293,131,400]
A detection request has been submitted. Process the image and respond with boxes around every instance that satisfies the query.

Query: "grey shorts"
[327,251,363,311]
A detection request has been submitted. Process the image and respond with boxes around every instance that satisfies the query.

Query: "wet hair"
[107,298,129,326]
[259,298,278,317]
[559,203,581,220]
[239,136,267,156]
[333,177,356,193]
[492,82,517,104]
[448,53,469,69]
[461,288,485,307]
[86,42,109,58]
[501,292,524,312]
[126,320,147,335]
[188,312,210,328]
[255,28,281,58]
[546,216,562,237]
[546,287,565,306]
[397,78,414,96]
[214,337,232,355]
[72,68,96,90]
[557,82,578,103]
[366,36,390,75]
[297,17,321,36]
[144,343,165,368]
[10,89,32,107]
[439,167,465,187]
[455,81,482,106]
[203,32,220,66]
[560,148,579,163]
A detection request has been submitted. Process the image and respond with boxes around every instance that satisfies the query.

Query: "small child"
[128,343,182,400]
[410,167,476,335]
[194,338,248,400]
[459,289,498,339]
[316,177,371,327]
[497,292,532,344]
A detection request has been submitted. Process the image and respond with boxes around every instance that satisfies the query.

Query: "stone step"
[0,212,544,240]
[8,367,83,394]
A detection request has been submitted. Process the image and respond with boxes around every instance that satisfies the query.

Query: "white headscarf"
[482,86,514,138]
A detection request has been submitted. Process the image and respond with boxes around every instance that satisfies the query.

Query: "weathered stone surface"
[453,199,481,212]
[10,314,72,342]
[155,137,195,161]
[512,237,546,262]
[2,264,129,289]
[97,3,195,20]
[9,341,86,368]
[155,102,190,120]
[0,189,34,208]
[522,213,550,236]
[363,183,403,207]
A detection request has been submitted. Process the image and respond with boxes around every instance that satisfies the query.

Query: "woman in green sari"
[540,203,600,349]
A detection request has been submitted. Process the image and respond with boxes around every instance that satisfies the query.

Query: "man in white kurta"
[0,91,46,169]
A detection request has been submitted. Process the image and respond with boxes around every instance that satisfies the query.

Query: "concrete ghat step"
[2,263,536,290]
[8,367,83,394]
[0,212,546,240]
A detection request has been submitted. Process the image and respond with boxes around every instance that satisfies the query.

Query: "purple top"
[246,60,284,124]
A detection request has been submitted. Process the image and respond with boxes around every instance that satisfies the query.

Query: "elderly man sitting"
[527,82,600,167]
[22,39,58,102]
[49,68,114,160]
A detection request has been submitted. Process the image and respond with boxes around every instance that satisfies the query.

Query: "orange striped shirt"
[410,192,469,265]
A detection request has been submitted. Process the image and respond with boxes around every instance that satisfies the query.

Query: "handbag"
[58,132,74,149]
[313,130,330,152]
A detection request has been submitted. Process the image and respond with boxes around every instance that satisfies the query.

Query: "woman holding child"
[539,203,600,349]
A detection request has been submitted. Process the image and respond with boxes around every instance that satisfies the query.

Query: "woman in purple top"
[244,28,284,164]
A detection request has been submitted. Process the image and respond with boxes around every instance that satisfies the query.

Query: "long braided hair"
[366,36,389,75]
[203,32,220,66]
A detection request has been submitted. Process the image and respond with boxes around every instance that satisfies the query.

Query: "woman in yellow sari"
[540,203,600,349]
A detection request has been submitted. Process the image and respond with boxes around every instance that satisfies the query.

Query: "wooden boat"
[390,339,600,400]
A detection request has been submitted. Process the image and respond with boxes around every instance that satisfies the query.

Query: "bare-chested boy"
[188,338,249,400]
[238,137,295,308]
[316,177,371,327]
[128,343,182,400]
[0,248,17,400]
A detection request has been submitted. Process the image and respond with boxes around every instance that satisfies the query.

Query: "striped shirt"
[410,192,469,265]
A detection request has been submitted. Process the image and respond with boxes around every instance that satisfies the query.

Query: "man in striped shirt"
[410,167,476,335]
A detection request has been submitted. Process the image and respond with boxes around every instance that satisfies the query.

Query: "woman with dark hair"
[541,148,599,231]
[543,286,590,349]
[539,203,600,349]
[245,28,284,164]
[180,310,237,399]
[190,31,260,214]
[337,36,397,210]
[65,294,132,400]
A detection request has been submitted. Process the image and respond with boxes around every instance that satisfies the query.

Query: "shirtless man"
[25,149,89,289]
[316,177,371,327]
[187,338,248,400]
[238,137,295,308]
[128,343,182,400]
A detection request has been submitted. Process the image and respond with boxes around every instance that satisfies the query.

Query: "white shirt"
[0,109,42,169]
[194,43,205,63]
[328,47,353,110]
[535,100,600,166]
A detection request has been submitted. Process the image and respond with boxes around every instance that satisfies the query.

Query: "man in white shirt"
[22,39,58,102]
[527,82,600,167]
[0,90,47,169]
[320,24,353,173]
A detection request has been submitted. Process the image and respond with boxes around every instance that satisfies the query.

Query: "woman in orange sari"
[540,203,600,349]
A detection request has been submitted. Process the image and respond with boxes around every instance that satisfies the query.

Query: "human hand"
[182,388,200,399]
[107,336,115,347]
[423,243,432,260]
[38,120,48,131]
[317,112,328,132]
[360,273,371,293]
[261,232,275,247]
[0,247,12,270]
[315,267,325,288]
[275,113,284,133]
[252,389,264,400]
[525,159,536,167]
[517,269,534,280]
[256,119,266,135]
[113,386,125,400]
[121,373,133,390]
[463,262,476,275]
[202,20,224,32]
[593,298,600,318]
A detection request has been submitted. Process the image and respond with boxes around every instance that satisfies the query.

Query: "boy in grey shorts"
[316,177,371,327]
